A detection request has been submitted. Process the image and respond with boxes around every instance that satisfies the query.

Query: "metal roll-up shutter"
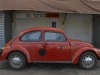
[64,14,92,43]
[0,12,5,49]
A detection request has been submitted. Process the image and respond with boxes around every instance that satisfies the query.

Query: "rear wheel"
[79,52,97,70]
[8,52,26,70]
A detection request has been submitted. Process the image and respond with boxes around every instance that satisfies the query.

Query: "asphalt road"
[0,60,100,75]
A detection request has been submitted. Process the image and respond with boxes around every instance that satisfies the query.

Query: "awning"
[0,0,100,14]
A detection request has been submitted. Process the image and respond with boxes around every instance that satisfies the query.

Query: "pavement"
[0,60,100,75]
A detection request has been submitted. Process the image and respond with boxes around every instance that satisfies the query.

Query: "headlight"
[1,46,5,50]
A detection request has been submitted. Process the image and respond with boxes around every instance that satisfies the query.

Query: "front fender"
[2,45,31,63]
[12,45,31,63]
[71,47,100,64]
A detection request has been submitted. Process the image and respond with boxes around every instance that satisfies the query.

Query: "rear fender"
[71,47,99,64]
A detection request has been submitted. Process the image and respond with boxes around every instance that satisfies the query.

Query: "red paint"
[45,13,59,18]
[0,27,100,64]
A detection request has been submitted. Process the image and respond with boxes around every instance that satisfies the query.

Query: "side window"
[59,33,66,41]
[44,32,59,41]
[21,31,41,41]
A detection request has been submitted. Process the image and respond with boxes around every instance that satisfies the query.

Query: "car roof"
[22,26,64,32]
[16,27,66,38]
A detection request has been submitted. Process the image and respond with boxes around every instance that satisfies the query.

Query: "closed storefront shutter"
[64,14,92,43]
[0,12,5,49]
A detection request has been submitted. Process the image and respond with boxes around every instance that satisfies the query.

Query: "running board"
[31,61,72,63]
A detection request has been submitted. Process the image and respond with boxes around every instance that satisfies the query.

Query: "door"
[93,15,100,48]
[20,30,43,61]
[42,31,71,61]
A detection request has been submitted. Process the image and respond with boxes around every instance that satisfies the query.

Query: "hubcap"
[10,55,23,67]
[82,55,94,68]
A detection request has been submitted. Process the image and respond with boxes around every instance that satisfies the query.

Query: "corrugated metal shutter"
[64,14,92,43]
[0,12,5,49]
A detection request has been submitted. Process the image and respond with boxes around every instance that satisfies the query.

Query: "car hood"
[69,39,93,47]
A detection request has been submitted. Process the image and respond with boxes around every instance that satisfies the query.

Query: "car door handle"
[60,46,63,49]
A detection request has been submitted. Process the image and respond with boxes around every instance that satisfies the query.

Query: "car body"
[0,27,100,70]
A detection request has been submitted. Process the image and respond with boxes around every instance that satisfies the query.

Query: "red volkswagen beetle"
[0,27,100,70]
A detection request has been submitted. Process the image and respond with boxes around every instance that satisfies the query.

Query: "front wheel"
[8,52,26,70]
[79,52,97,70]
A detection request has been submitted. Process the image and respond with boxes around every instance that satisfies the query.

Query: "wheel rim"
[82,55,95,68]
[10,55,23,68]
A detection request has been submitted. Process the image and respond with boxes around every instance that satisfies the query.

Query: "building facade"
[13,11,92,43]
[0,10,100,49]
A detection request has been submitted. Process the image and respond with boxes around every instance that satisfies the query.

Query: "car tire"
[8,52,26,70]
[79,52,97,70]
